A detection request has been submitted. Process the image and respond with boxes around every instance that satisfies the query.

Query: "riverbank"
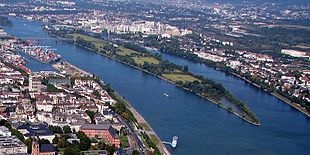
[153,47,310,119]
[112,92,171,155]
[231,72,310,118]
[92,47,260,126]
[52,61,170,154]
[46,31,260,126]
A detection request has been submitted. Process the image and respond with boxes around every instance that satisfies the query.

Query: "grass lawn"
[162,73,200,83]
[67,33,107,49]
[133,57,160,65]
[150,134,159,145]
[120,135,129,148]
[140,123,151,131]
[58,148,65,154]
[117,47,138,56]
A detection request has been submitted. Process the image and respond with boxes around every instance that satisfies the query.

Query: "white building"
[0,126,11,136]
[0,135,27,155]
[36,102,53,112]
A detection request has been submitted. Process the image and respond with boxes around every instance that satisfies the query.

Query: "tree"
[24,138,32,153]
[132,150,139,155]
[48,125,63,133]
[39,139,50,144]
[63,126,72,134]
[92,90,100,97]
[77,131,91,151]
[85,110,96,124]
[0,119,11,129]
[106,144,117,155]
[97,141,106,150]
[79,139,91,151]
[57,138,70,148]
[52,136,59,144]
[10,128,25,142]
[183,65,189,72]
[64,147,80,155]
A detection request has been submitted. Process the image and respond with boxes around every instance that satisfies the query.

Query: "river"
[3,17,310,155]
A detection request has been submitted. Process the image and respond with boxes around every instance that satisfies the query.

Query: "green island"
[46,30,260,125]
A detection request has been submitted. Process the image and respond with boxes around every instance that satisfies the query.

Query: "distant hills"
[133,0,309,6]
[199,0,310,5]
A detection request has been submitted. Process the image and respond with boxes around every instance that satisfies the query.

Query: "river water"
[3,17,310,155]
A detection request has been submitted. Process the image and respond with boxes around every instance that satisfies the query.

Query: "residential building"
[80,123,120,148]
[0,135,27,155]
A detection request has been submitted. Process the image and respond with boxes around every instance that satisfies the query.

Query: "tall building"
[29,74,42,93]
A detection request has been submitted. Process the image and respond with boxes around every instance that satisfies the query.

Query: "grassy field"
[149,134,159,145]
[120,135,129,148]
[58,148,65,154]
[162,73,200,83]
[133,57,160,65]
[68,33,197,84]
[68,33,107,49]
[139,123,151,131]
[117,47,138,56]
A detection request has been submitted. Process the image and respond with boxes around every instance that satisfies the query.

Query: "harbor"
[18,44,61,64]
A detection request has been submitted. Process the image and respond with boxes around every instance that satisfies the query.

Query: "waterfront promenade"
[129,107,171,155]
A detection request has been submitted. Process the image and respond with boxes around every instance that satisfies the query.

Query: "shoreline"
[47,32,260,126]
[154,49,310,119]
[112,92,171,155]
[51,54,171,154]
[155,48,310,118]
[230,72,310,117]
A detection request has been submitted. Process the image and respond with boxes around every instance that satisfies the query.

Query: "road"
[116,114,147,154]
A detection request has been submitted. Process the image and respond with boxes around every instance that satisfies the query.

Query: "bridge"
[17,37,71,40]
[17,37,105,43]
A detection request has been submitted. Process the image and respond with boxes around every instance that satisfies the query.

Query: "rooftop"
[80,122,111,130]
[0,136,27,149]
[40,143,55,153]
[15,122,54,137]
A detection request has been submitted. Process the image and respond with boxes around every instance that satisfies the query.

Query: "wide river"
[3,17,310,155]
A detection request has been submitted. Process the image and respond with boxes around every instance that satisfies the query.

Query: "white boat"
[164,93,169,97]
[171,136,178,148]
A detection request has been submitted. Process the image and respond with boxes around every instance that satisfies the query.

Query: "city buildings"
[31,137,56,155]
[0,126,28,155]
[80,123,120,148]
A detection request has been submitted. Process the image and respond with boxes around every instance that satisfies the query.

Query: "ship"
[171,136,178,148]
[163,93,169,97]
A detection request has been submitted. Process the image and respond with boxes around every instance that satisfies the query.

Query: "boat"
[20,45,61,64]
[171,136,178,148]
[162,136,179,148]
[164,93,169,97]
